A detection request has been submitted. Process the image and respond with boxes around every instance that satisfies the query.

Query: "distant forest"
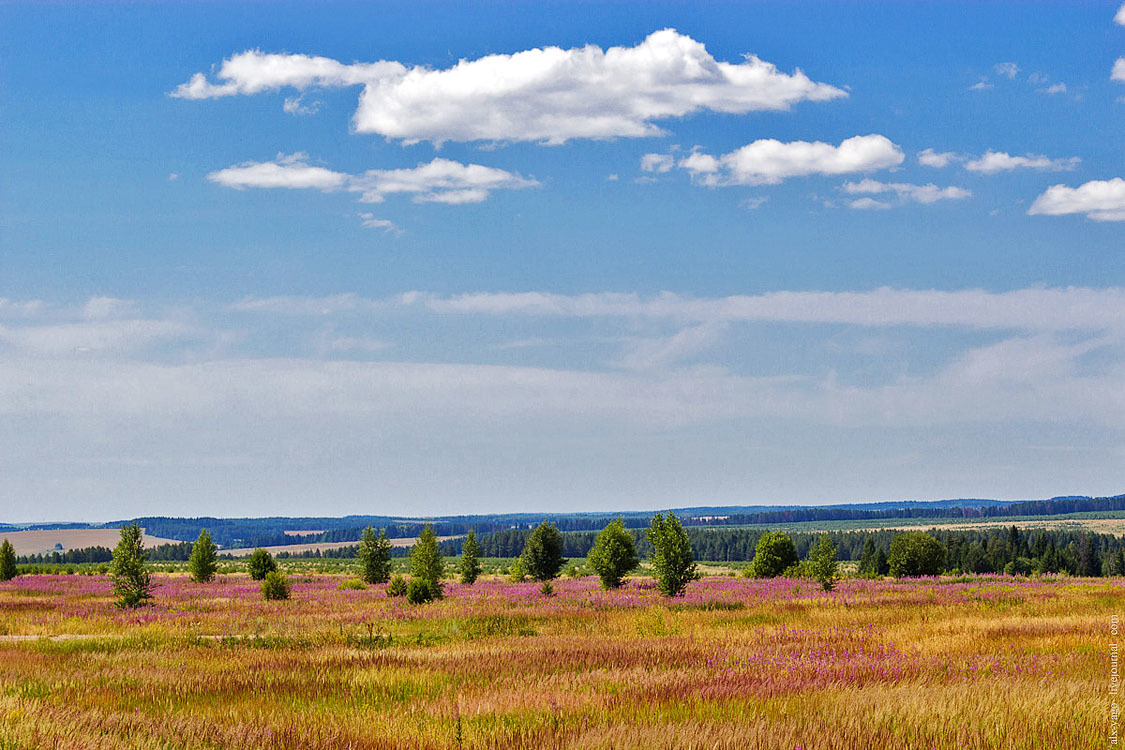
[16,492,1113,549]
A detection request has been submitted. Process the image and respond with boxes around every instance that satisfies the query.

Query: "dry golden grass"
[0,572,1110,748]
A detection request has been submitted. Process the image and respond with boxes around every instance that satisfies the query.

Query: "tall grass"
[0,571,1108,748]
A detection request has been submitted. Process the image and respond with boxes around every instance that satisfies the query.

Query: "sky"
[1,1,1124,522]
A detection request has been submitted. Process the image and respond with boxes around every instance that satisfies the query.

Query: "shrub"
[337,578,367,590]
[539,581,554,597]
[750,531,799,578]
[260,571,291,600]
[566,564,582,578]
[386,574,408,597]
[520,522,567,582]
[247,548,277,581]
[0,539,16,582]
[358,526,392,584]
[588,518,639,589]
[406,578,439,604]
[188,529,218,583]
[888,532,946,577]
[508,559,527,582]
[647,512,697,597]
[410,524,444,600]
[110,524,152,608]
[808,535,839,591]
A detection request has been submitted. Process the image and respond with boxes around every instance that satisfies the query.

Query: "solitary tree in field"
[588,518,639,589]
[520,522,567,583]
[857,536,878,577]
[808,535,839,591]
[110,524,152,608]
[408,524,444,602]
[0,539,17,582]
[887,532,946,577]
[358,526,393,584]
[458,530,483,585]
[189,529,218,583]
[647,512,696,597]
[247,548,277,581]
[750,531,799,578]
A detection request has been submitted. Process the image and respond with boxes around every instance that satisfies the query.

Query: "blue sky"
[1,1,1123,521]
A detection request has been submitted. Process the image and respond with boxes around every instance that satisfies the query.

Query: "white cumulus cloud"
[208,154,538,205]
[1116,3,1125,25]
[172,30,846,145]
[964,151,1080,174]
[677,134,903,186]
[1028,178,1125,221]
[917,149,958,168]
[1113,58,1125,82]
[841,179,971,208]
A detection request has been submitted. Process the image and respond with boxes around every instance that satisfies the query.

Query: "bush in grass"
[887,532,946,577]
[458,530,483,585]
[358,526,392,584]
[0,539,16,582]
[539,581,554,597]
[337,578,366,590]
[750,531,799,578]
[406,578,440,604]
[386,574,408,597]
[520,522,567,582]
[188,529,218,583]
[588,518,639,589]
[247,548,277,581]
[808,535,839,591]
[261,570,291,600]
[647,512,697,597]
[110,524,152,608]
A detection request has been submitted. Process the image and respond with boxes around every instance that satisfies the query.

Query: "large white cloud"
[173,30,846,145]
[1116,3,1125,25]
[1028,178,1125,221]
[675,134,904,186]
[208,153,538,204]
[964,150,1079,174]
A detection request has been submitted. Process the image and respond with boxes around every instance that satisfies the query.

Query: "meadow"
[0,566,1110,749]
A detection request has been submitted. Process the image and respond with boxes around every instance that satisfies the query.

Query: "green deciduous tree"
[750,531,799,578]
[646,512,697,597]
[110,524,152,608]
[247,548,277,581]
[587,518,639,589]
[409,524,444,600]
[358,526,393,584]
[458,530,483,585]
[520,522,567,582]
[887,532,946,577]
[0,539,16,582]
[188,529,218,583]
[808,535,839,591]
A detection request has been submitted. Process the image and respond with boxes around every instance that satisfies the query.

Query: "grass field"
[0,567,1110,749]
[0,529,182,556]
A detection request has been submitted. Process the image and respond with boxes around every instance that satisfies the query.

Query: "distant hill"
[3,493,1120,548]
